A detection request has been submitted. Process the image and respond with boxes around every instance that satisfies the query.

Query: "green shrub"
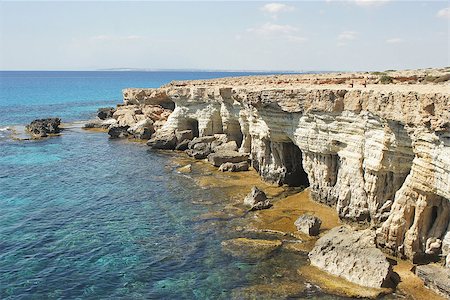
[371,71,387,76]
[379,75,393,84]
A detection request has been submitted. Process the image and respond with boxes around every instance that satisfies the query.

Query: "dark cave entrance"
[281,140,309,187]
[186,118,199,138]
[227,120,244,148]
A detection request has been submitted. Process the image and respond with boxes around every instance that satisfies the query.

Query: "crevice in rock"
[180,118,199,138]
[281,140,310,187]
[226,120,244,148]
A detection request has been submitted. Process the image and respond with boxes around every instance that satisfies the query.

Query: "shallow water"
[0,71,405,299]
[0,126,352,299]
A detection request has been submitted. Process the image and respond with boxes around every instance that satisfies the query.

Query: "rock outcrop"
[119,70,449,262]
[244,186,272,211]
[97,107,116,120]
[309,226,394,288]
[295,214,322,236]
[26,118,61,138]
[415,264,450,298]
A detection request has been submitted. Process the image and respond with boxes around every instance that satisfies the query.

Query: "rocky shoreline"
[86,68,449,298]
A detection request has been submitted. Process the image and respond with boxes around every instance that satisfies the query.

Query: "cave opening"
[186,118,199,138]
[159,99,175,110]
[428,205,438,233]
[227,121,244,148]
[281,140,310,187]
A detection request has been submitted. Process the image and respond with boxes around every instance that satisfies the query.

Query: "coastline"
[164,148,447,299]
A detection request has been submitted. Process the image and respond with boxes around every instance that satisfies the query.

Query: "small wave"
[0,127,11,131]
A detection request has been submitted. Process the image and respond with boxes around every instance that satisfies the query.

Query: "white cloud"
[247,23,298,35]
[385,38,404,44]
[337,31,357,41]
[437,7,450,19]
[260,3,294,19]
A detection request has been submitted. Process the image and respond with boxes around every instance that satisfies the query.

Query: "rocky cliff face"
[121,72,449,263]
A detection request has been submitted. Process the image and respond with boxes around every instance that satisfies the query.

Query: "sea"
[0,71,369,299]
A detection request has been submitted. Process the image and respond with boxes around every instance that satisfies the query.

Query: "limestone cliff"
[120,70,450,262]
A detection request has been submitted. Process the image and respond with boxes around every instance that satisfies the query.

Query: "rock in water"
[127,119,154,140]
[97,107,116,120]
[108,125,129,138]
[147,132,177,149]
[415,264,450,298]
[26,118,61,138]
[294,214,322,236]
[244,186,272,210]
[308,226,394,288]
[221,238,282,260]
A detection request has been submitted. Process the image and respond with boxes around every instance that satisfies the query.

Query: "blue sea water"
[0,71,362,299]
[0,71,280,126]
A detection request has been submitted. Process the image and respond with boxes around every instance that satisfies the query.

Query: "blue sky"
[0,1,448,71]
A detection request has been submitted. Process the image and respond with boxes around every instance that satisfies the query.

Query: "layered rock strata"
[118,71,449,263]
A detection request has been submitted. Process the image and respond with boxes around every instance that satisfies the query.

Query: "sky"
[0,1,448,71]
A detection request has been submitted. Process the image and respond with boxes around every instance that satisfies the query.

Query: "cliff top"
[162,67,450,94]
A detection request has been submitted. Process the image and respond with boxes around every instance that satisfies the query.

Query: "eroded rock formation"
[117,71,449,263]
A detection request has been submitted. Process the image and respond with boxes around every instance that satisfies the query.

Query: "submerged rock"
[294,214,322,236]
[26,118,61,138]
[415,264,450,298]
[177,164,192,174]
[244,186,272,211]
[308,226,394,288]
[221,238,282,259]
[97,107,116,120]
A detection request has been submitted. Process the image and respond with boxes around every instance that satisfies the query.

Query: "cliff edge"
[119,68,450,264]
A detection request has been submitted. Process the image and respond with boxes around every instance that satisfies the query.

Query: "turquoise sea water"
[0,71,369,299]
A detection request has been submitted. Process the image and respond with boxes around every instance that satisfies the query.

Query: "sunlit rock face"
[123,78,449,261]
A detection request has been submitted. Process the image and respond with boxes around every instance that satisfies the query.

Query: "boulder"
[175,139,190,151]
[97,107,116,120]
[26,118,61,137]
[108,125,129,138]
[213,141,238,152]
[187,142,211,159]
[127,119,154,140]
[188,136,216,149]
[175,130,194,144]
[244,186,272,211]
[415,264,450,298]
[207,150,249,167]
[218,161,249,172]
[221,238,282,260]
[446,254,450,268]
[294,214,322,236]
[308,226,394,288]
[210,134,228,149]
[147,132,177,149]
[177,164,192,173]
